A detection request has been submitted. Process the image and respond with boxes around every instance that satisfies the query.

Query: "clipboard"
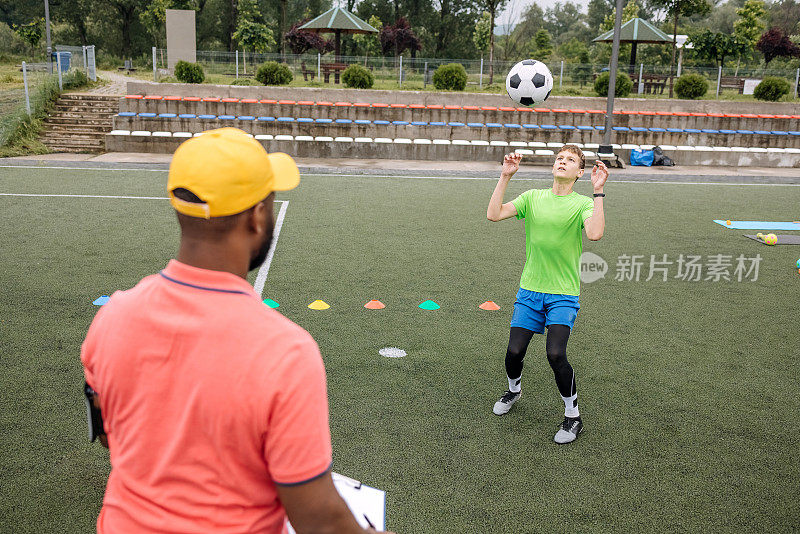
[286,472,386,532]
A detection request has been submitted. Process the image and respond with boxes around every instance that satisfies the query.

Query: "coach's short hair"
[559,144,585,170]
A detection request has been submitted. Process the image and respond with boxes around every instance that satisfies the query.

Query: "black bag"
[652,146,675,166]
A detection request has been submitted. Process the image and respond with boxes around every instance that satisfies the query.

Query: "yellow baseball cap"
[167,127,300,218]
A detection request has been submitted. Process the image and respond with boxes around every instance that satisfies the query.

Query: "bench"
[719,76,745,94]
[321,62,347,84]
[300,61,316,82]
[18,62,48,72]
[633,74,668,94]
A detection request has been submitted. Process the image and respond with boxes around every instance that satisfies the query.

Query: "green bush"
[593,71,632,97]
[433,63,467,91]
[174,61,205,84]
[230,77,259,86]
[255,61,293,86]
[674,73,709,100]
[65,69,89,89]
[342,64,374,89]
[753,77,791,101]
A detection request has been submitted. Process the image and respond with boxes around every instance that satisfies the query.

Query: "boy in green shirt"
[486,145,608,444]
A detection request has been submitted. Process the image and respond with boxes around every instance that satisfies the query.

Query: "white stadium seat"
[131,130,151,136]
[413,139,432,144]
[254,134,273,140]
[173,132,192,138]
[355,137,373,143]
[535,149,555,156]
[374,137,392,143]
[274,135,293,141]
[295,135,314,141]
[314,136,334,142]
[470,140,489,146]
[335,137,354,142]
[490,140,509,146]
[393,138,412,144]
[433,139,451,145]
[109,129,130,135]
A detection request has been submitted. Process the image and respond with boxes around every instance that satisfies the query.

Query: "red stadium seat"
[757,114,775,118]
[202,97,220,102]
[316,101,334,106]
[409,104,425,109]
[462,105,480,110]
[674,111,691,116]
[278,100,295,105]
[390,103,407,108]
[184,96,201,102]
[480,106,497,111]
[656,111,674,116]
[551,108,569,113]
[296,100,314,105]
[259,99,277,104]
[335,102,353,106]
[516,107,534,112]
[164,96,182,101]
[740,113,758,118]
[353,102,371,107]
[775,115,792,119]
[144,95,162,100]
[586,109,605,114]
[371,103,389,108]
[723,113,741,118]
[708,113,725,118]
[533,108,550,113]
[568,109,587,113]
[427,104,444,109]
[444,105,461,110]
[499,107,516,112]
[222,98,239,103]
[125,95,144,99]
[690,112,707,117]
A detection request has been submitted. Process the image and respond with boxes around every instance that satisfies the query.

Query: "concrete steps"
[41,94,119,153]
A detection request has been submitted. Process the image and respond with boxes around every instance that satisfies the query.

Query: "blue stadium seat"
[257,116,275,122]
[467,122,484,127]
[237,116,255,121]
[139,112,157,118]
[118,111,136,117]
[157,113,177,118]
[540,125,558,130]
[429,121,446,126]
[667,128,683,133]
[754,130,771,135]
[486,123,502,128]
[789,131,800,136]
[612,126,630,131]
[198,114,216,119]
[448,122,465,127]
[736,129,754,134]
[296,118,313,123]
[684,128,701,133]
[335,119,352,124]
[771,131,789,135]
[315,118,332,123]
[631,127,648,132]
[648,127,666,132]
[719,129,736,134]
[701,129,719,134]
[504,123,522,128]
[559,125,576,130]
[373,120,391,125]
[522,124,540,129]
[178,113,196,119]
[355,119,371,125]
[392,120,409,125]
[410,121,428,126]
[595,126,605,131]
[218,115,236,120]
[577,125,594,131]
[277,117,295,122]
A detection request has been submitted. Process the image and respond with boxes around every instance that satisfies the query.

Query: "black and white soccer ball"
[506,59,553,107]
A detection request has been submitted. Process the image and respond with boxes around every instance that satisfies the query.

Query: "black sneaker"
[554,416,583,444]
[492,390,521,415]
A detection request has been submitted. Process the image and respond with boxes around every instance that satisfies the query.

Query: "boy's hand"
[501,152,522,178]
[590,160,608,192]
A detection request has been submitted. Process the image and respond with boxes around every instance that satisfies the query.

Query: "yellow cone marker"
[308,300,330,310]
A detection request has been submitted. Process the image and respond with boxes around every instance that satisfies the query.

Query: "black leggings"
[505,325,576,398]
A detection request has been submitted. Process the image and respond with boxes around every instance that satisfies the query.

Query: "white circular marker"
[379,347,407,358]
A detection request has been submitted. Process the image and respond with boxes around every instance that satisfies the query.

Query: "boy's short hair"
[559,144,585,170]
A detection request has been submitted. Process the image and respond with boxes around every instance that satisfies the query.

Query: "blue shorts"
[510,288,580,334]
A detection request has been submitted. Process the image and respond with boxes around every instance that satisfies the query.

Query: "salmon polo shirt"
[81,260,333,534]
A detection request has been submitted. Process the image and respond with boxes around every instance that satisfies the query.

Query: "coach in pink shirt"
[82,128,392,534]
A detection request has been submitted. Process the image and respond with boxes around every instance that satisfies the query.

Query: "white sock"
[508,375,521,393]
[562,394,579,418]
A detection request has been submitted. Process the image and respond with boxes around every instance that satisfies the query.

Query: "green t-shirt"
[511,188,594,296]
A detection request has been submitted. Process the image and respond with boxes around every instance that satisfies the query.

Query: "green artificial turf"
[1,166,798,533]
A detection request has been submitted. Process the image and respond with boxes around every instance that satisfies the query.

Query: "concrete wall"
[106,134,800,168]
[165,10,196,69]
[126,81,800,115]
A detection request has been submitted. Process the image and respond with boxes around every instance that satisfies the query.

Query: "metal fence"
[148,49,800,98]
[55,45,97,81]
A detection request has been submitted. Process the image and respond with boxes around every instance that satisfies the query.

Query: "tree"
[504,3,544,59]
[473,11,491,54]
[544,2,589,45]
[733,0,767,59]
[476,0,510,83]
[140,0,195,49]
[12,18,44,55]
[379,17,421,57]
[600,0,638,31]
[283,19,333,54]
[689,29,745,66]
[559,37,589,62]
[233,0,275,55]
[649,0,710,97]
[106,0,151,58]
[353,15,383,57]
[529,28,553,62]
[756,26,800,64]
[587,0,614,31]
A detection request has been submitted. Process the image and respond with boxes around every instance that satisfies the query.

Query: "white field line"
[254,200,288,297]
[2,165,799,186]
[0,191,288,296]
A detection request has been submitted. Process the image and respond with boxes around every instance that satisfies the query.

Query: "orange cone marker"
[479,300,501,310]
[364,300,386,309]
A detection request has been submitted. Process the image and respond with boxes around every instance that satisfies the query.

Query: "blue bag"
[630,148,654,166]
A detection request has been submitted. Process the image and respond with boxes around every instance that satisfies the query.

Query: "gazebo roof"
[299,7,379,34]
[592,18,673,44]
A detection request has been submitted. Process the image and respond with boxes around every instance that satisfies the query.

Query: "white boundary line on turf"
[2,165,799,186]
[1,190,289,296]
[254,200,289,297]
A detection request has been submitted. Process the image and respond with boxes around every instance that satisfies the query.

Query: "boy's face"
[552,150,584,182]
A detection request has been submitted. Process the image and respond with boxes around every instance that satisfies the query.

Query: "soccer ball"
[506,60,554,107]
